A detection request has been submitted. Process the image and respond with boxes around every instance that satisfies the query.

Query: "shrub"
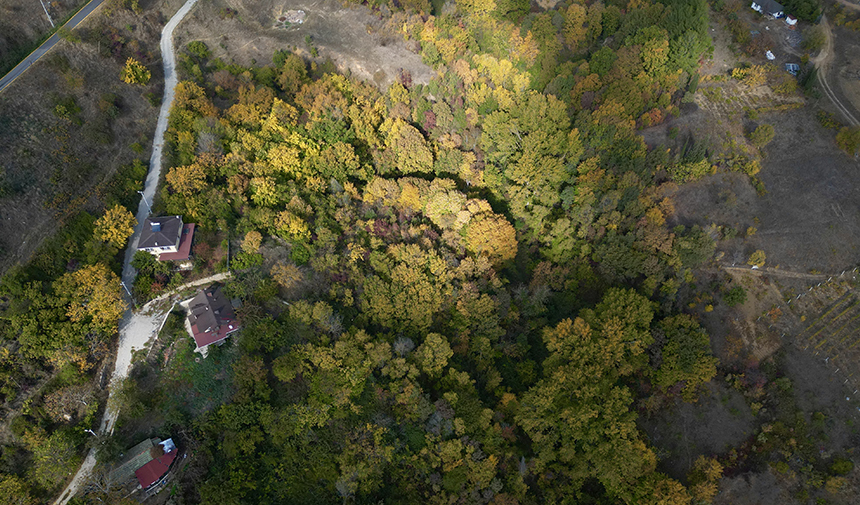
[187,40,211,59]
[747,249,766,268]
[836,126,860,156]
[748,124,775,148]
[801,25,825,52]
[723,285,747,307]
[830,458,854,476]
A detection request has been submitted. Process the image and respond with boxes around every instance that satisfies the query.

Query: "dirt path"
[102,271,231,434]
[835,0,860,12]
[720,265,830,280]
[814,15,860,126]
[53,0,201,503]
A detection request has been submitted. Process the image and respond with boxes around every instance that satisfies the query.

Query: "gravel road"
[53,0,201,502]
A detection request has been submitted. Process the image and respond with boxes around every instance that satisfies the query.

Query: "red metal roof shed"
[134,449,177,489]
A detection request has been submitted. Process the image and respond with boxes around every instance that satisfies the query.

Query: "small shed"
[785,14,798,26]
[751,0,784,18]
[109,438,178,489]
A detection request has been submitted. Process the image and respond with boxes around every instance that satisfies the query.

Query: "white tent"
[766,50,776,60]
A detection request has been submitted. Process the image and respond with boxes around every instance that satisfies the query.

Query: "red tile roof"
[134,449,177,489]
[191,320,240,347]
[188,285,240,348]
[158,223,195,261]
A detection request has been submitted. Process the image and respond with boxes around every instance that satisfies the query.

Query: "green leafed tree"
[517,289,657,499]
[652,314,718,400]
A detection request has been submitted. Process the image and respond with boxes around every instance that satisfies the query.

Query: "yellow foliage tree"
[242,231,263,253]
[94,204,137,248]
[271,262,303,290]
[464,212,518,267]
[167,161,208,195]
[54,263,126,333]
[687,456,723,504]
[120,57,151,85]
[275,210,310,241]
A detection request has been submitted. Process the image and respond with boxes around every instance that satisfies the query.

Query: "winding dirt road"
[814,15,860,126]
[53,0,200,502]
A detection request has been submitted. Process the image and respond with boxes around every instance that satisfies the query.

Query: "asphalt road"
[0,0,105,94]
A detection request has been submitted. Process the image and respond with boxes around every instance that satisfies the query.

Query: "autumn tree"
[242,231,263,254]
[413,333,453,376]
[463,211,517,266]
[23,428,81,488]
[517,289,657,499]
[120,57,150,85]
[0,474,36,505]
[54,263,126,333]
[271,262,303,290]
[94,204,137,248]
[687,456,723,503]
[166,159,209,196]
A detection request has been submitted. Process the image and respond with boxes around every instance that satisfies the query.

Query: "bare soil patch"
[664,103,860,274]
[175,0,434,89]
[639,381,756,480]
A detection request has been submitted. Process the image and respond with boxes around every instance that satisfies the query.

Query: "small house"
[187,285,240,350]
[109,438,178,490]
[751,0,784,18]
[138,216,195,261]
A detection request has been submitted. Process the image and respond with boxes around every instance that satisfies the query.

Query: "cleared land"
[174,0,434,89]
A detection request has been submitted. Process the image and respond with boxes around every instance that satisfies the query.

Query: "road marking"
[0,0,106,94]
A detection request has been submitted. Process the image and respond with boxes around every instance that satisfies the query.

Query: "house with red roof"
[138,215,196,262]
[186,285,240,351]
[135,439,178,489]
[109,438,178,491]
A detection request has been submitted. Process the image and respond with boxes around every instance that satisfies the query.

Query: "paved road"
[53,0,201,502]
[0,0,106,94]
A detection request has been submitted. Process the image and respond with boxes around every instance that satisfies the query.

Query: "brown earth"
[174,0,435,89]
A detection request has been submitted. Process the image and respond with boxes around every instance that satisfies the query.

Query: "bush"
[748,124,775,148]
[723,285,747,307]
[836,126,860,156]
[801,25,825,52]
[187,40,211,60]
[747,250,766,268]
[120,57,151,85]
[830,458,854,476]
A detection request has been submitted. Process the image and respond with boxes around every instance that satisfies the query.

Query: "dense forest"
[0,0,735,503]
